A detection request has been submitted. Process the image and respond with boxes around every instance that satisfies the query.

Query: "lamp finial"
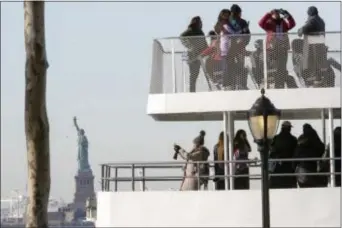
[261,88,265,96]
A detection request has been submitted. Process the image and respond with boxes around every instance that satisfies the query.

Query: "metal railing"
[150,31,341,94]
[100,157,341,192]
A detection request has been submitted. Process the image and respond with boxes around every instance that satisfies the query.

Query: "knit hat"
[282,121,293,128]
[193,130,206,146]
[307,6,318,16]
[230,4,242,14]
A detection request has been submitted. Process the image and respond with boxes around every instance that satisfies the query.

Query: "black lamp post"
[247,88,281,228]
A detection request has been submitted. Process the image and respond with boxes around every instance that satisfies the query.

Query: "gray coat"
[298,14,325,71]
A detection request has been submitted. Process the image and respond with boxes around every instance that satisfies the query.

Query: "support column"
[328,108,335,187]
[228,112,235,190]
[321,109,326,146]
[223,112,230,190]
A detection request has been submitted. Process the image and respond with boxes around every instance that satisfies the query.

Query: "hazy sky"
[1,1,340,202]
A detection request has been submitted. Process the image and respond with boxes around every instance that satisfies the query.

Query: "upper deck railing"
[150,31,341,94]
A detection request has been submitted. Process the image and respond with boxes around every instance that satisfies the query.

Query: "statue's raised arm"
[73,116,80,133]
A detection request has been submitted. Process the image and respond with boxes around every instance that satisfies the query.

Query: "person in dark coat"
[298,6,326,87]
[269,121,298,189]
[180,16,208,92]
[233,129,251,190]
[259,8,296,89]
[250,39,297,89]
[292,39,339,87]
[294,123,325,188]
[213,131,228,190]
[249,39,264,88]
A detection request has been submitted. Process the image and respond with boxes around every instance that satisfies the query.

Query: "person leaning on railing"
[258,8,296,89]
[180,16,208,93]
[200,31,223,89]
[297,6,326,87]
[292,38,338,88]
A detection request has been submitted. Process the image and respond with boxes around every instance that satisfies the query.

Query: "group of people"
[172,122,341,191]
[180,5,340,92]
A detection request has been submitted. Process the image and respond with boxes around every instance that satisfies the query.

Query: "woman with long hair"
[180,16,208,92]
[213,131,228,190]
[215,9,232,90]
[233,129,251,189]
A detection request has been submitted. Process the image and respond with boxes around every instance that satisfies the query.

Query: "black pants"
[270,165,297,189]
[188,60,201,92]
[234,169,250,190]
[307,44,328,84]
[215,179,226,190]
[222,54,247,89]
[268,48,288,89]
[215,168,226,190]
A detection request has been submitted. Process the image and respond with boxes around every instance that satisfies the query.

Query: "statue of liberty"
[73,116,90,172]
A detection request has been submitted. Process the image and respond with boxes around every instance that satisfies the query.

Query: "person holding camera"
[259,8,296,89]
[173,130,210,191]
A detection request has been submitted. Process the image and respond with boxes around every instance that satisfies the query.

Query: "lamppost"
[247,88,281,228]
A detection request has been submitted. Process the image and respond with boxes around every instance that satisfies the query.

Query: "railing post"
[105,166,111,191]
[321,109,326,146]
[101,165,105,191]
[142,167,146,191]
[171,39,177,93]
[262,38,268,89]
[328,108,335,187]
[197,161,200,190]
[131,164,136,191]
[223,112,230,190]
[211,162,216,190]
[114,167,118,192]
[228,112,235,190]
[181,52,187,93]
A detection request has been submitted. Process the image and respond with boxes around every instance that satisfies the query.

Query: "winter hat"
[282,121,293,128]
[193,130,206,146]
[230,4,242,14]
[307,6,318,16]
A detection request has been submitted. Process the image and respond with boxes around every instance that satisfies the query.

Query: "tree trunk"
[24,2,50,228]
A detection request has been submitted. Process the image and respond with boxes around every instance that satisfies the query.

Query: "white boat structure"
[97,32,341,227]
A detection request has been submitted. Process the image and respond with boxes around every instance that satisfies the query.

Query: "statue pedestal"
[73,168,95,214]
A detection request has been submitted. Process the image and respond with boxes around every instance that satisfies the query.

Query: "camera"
[173,144,181,160]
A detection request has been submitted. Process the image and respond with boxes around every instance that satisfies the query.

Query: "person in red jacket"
[200,31,222,88]
[259,9,296,89]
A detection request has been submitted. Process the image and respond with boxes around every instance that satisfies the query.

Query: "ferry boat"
[97,31,341,227]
